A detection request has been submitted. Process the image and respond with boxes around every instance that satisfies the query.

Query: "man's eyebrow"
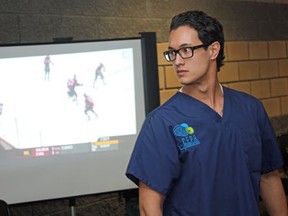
[168,43,193,50]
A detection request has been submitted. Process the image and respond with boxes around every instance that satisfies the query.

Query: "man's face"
[168,25,212,85]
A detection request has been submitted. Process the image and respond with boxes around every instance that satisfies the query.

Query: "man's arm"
[260,170,288,216]
[139,181,165,216]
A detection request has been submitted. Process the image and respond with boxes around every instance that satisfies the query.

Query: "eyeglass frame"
[163,44,206,62]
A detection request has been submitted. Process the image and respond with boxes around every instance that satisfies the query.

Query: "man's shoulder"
[145,92,181,119]
[225,87,259,102]
[225,87,263,110]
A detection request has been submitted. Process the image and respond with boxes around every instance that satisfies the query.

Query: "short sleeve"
[257,102,283,173]
[126,113,181,196]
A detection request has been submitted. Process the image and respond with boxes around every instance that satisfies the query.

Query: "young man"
[126,10,287,215]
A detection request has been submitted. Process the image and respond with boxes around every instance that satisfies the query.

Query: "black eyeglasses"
[163,44,206,62]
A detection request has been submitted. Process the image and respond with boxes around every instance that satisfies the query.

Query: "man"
[93,62,105,87]
[44,55,52,81]
[84,93,98,120]
[67,74,82,103]
[126,10,287,215]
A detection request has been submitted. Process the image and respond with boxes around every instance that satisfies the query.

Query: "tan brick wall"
[281,96,288,115]
[279,59,288,77]
[226,41,249,61]
[259,60,279,78]
[268,41,287,59]
[249,41,268,60]
[218,62,239,82]
[157,40,288,118]
[251,80,271,98]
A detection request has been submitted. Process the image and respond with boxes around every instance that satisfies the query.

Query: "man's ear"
[209,41,220,60]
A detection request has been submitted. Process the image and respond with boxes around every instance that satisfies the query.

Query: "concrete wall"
[1,0,288,215]
[1,0,288,44]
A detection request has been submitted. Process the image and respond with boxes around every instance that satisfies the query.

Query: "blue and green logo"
[173,123,200,151]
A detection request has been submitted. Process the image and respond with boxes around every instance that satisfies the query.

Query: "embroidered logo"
[173,123,200,151]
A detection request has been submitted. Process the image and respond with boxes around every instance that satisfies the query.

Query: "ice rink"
[0,48,137,149]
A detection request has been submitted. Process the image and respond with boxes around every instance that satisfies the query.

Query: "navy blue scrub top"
[126,87,283,216]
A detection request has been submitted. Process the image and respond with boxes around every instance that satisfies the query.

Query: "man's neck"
[180,81,224,116]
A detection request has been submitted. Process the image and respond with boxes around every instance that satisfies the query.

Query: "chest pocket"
[226,121,262,173]
[242,131,262,172]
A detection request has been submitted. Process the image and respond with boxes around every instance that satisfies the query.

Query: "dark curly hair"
[170,10,225,72]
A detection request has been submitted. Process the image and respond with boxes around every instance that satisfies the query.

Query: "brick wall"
[157,40,288,118]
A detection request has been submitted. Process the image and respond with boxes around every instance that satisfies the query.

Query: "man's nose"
[174,53,184,65]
